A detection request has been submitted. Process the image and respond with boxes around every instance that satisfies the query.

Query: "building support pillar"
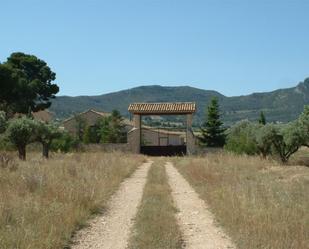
[128,114,141,153]
[186,114,196,155]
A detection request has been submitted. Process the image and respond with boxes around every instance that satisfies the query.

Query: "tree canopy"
[0,52,59,114]
[225,105,309,163]
[258,111,266,125]
[99,110,127,143]
[200,97,225,147]
[6,117,36,160]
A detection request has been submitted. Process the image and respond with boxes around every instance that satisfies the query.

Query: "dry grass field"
[128,159,183,249]
[0,152,145,249]
[172,153,309,249]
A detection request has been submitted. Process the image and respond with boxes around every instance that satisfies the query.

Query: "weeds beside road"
[0,152,144,249]
[173,153,309,249]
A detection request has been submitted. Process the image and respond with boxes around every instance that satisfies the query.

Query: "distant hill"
[50,78,309,126]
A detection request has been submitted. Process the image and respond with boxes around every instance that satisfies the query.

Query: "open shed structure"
[128,102,196,156]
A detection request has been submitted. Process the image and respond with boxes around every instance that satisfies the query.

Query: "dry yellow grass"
[173,153,309,249]
[0,151,145,249]
[128,159,183,249]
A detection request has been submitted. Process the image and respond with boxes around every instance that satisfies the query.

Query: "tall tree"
[0,52,59,113]
[200,97,225,147]
[258,111,266,125]
[0,64,19,115]
[99,110,127,143]
[109,110,127,143]
[74,115,87,141]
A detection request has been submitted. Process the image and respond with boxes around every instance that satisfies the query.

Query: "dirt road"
[71,160,152,249]
[165,162,235,249]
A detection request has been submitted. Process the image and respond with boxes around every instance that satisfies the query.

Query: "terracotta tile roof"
[128,102,196,114]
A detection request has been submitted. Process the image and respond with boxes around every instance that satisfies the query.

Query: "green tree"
[74,115,87,141]
[255,124,274,158]
[83,125,100,144]
[98,110,127,143]
[0,111,6,134]
[298,105,309,147]
[6,117,36,160]
[109,110,127,143]
[98,116,111,143]
[0,64,17,115]
[200,97,225,147]
[35,121,61,158]
[269,122,305,163]
[51,132,79,153]
[0,52,59,114]
[225,120,258,155]
[258,111,266,125]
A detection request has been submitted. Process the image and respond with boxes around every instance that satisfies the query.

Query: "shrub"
[51,132,79,153]
[34,121,61,158]
[0,111,6,134]
[6,117,36,160]
[224,120,258,155]
[270,122,305,163]
[83,125,100,144]
[255,124,274,158]
[98,110,127,143]
[225,119,306,163]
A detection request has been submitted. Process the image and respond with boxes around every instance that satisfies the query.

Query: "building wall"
[141,128,184,146]
[62,111,106,135]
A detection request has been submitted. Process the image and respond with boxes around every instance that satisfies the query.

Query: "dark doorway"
[141,145,186,156]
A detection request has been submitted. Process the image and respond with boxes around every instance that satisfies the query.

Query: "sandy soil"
[165,162,235,249]
[71,160,153,249]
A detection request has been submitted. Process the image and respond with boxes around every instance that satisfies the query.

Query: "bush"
[255,124,274,158]
[83,125,100,144]
[270,122,305,163]
[0,111,6,134]
[225,118,306,163]
[51,132,79,153]
[34,121,61,158]
[224,120,258,155]
[6,117,36,160]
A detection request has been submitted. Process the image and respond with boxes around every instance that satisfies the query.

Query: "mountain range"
[50,78,309,126]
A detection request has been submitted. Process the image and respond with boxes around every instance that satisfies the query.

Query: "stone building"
[61,109,187,148]
[61,109,111,135]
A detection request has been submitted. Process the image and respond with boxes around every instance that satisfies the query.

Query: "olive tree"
[225,120,258,155]
[255,124,274,158]
[269,122,305,163]
[299,105,309,147]
[35,121,60,158]
[6,117,36,160]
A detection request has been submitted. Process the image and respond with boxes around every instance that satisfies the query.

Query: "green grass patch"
[128,160,183,249]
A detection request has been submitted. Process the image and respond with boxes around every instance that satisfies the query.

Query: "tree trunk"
[18,146,26,160]
[42,143,49,159]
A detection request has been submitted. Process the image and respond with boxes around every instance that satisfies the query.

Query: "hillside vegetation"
[50,78,309,125]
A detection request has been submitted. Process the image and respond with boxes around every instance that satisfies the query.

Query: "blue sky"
[1,0,308,96]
